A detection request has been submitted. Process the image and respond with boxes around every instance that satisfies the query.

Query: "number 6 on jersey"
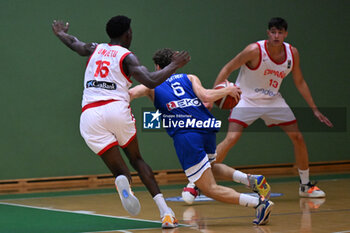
[171,82,185,96]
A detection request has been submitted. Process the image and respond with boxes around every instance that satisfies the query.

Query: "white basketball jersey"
[82,43,132,107]
[235,40,294,99]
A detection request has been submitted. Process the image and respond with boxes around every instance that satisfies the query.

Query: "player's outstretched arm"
[124,51,190,89]
[189,74,241,103]
[213,43,259,87]
[291,47,333,127]
[52,20,96,56]
[128,84,154,102]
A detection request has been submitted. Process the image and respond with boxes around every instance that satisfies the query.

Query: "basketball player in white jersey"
[52,16,190,228]
[213,17,333,198]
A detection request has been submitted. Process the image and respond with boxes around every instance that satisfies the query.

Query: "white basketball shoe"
[115,175,141,215]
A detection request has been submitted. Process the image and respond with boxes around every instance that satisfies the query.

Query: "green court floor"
[0,202,161,233]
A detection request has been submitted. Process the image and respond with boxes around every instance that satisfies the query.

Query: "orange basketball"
[214,80,239,109]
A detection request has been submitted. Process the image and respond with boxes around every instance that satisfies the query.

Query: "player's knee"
[128,157,145,170]
[225,132,241,145]
[290,132,305,144]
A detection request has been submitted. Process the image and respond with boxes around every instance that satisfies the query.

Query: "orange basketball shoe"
[299,181,325,198]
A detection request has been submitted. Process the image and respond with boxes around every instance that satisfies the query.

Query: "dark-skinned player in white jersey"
[52,16,190,228]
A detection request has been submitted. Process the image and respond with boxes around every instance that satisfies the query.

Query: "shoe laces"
[301,181,321,192]
[308,181,318,187]
[307,181,320,189]
[300,180,318,187]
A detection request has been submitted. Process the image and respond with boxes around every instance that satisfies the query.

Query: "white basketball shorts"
[229,95,296,127]
[80,100,136,155]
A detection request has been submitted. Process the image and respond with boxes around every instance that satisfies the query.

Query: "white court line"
[0,201,160,224]
[332,231,350,233]
[83,229,153,233]
[83,230,136,233]
[0,201,190,231]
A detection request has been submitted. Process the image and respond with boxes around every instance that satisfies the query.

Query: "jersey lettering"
[97,48,118,57]
[264,69,286,79]
[166,98,201,111]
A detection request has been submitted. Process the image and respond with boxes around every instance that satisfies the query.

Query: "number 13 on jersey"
[269,79,279,88]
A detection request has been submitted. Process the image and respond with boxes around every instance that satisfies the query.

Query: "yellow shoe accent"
[162,214,178,229]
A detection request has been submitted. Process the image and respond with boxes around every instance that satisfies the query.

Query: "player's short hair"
[106,15,131,39]
[268,17,288,31]
[152,48,174,69]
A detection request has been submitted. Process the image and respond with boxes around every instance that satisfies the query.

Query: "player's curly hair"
[106,15,131,39]
[268,17,288,31]
[152,48,174,69]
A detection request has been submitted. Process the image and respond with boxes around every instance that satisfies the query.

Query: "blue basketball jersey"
[154,73,220,137]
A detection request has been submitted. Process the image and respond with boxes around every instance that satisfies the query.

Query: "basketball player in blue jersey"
[129,48,274,225]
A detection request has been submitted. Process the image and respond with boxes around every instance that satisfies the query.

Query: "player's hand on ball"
[214,80,241,109]
[228,85,241,103]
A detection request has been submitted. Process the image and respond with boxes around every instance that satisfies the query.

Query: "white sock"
[233,170,249,186]
[153,193,169,217]
[298,169,310,185]
[239,194,260,207]
[186,182,196,188]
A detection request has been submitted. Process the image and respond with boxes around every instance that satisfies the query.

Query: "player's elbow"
[294,78,305,89]
[141,80,158,89]
[221,66,232,76]
[143,80,158,89]
[70,44,92,56]
[199,91,212,103]
[133,73,158,89]
[75,49,91,57]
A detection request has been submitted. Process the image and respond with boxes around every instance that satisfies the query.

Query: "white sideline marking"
[0,201,160,223]
[84,230,133,233]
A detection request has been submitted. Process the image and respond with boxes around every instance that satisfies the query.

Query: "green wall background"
[0,0,349,179]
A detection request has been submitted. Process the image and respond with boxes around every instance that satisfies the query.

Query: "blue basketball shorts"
[173,131,217,183]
